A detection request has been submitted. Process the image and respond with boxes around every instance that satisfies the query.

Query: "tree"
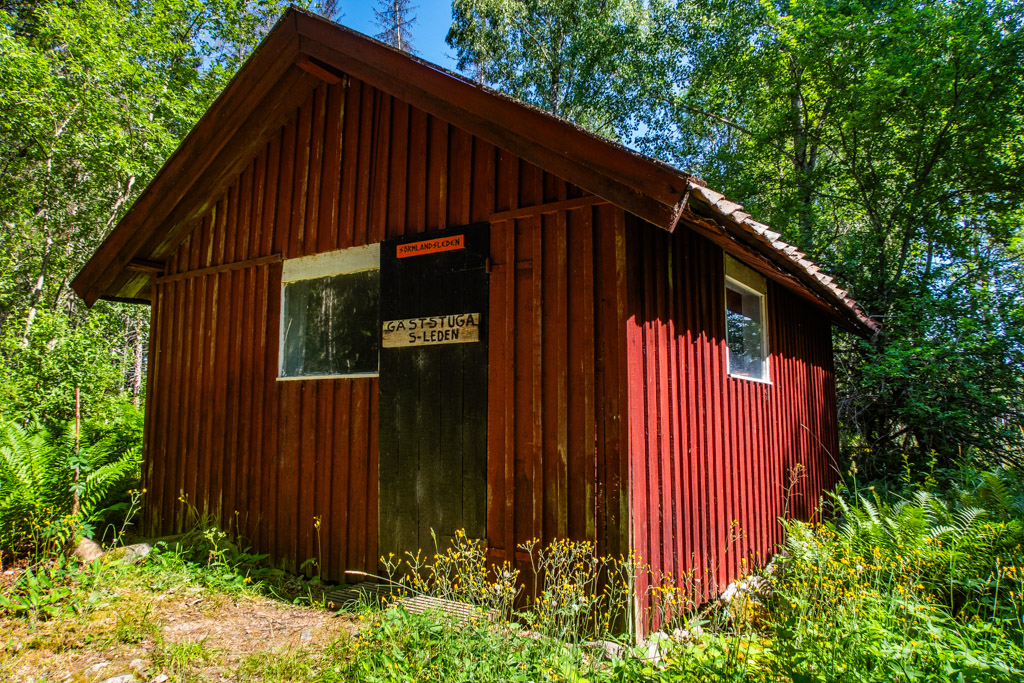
[648,0,1024,472]
[448,0,1024,473]
[375,0,417,52]
[0,0,290,421]
[313,0,344,22]
[447,0,684,138]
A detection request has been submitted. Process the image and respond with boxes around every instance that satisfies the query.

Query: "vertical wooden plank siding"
[143,67,837,620]
[144,76,629,581]
[625,218,839,629]
[485,199,630,575]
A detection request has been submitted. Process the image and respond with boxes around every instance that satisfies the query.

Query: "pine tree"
[314,0,343,22]
[374,0,417,52]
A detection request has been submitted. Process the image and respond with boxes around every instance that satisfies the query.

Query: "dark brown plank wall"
[143,76,626,580]
[625,218,839,628]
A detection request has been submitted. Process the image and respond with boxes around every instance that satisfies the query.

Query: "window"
[724,255,769,382]
[279,244,380,379]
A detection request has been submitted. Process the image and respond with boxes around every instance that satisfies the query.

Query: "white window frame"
[724,255,771,384]
[278,243,381,381]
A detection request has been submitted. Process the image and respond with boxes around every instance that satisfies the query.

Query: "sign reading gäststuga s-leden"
[382,313,481,348]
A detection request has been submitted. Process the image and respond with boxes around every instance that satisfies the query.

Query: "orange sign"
[396,234,465,258]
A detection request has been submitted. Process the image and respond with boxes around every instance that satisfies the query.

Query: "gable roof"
[71,6,878,337]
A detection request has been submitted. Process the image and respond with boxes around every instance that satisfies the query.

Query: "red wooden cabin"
[73,8,877,627]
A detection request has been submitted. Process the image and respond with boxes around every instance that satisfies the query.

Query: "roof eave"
[71,11,304,307]
[71,7,877,340]
[72,7,692,306]
[684,184,879,339]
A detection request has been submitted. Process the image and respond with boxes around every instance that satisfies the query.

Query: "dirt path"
[1,586,358,682]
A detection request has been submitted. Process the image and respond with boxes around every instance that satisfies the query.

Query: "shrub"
[0,408,142,561]
[0,307,146,424]
[340,605,629,683]
[754,469,1024,682]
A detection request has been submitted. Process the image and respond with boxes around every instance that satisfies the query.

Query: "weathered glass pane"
[281,270,380,377]
[726,282,765,379]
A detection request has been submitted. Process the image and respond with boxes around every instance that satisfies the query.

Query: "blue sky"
[335,1,460,69]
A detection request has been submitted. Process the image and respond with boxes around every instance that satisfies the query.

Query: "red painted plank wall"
[486,196,631,573]
[143,76,628,580]
[624,216,839,627]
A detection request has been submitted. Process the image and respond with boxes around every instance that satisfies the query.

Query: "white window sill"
[728,372,773,386]
[277,372,379,381]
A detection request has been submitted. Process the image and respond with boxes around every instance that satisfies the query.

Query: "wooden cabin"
[73,8,877,626]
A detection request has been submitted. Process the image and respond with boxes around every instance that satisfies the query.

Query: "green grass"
[233,649,323,682]
[151,636,220,678]
[111,602,160,644]
[1,464,1022,682]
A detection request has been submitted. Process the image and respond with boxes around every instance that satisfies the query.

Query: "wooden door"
[378,224,489,562]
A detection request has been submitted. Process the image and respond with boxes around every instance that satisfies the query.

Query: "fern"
[958,469,1024,521]
[0,414,141,559]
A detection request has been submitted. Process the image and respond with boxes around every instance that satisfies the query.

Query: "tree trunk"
[21,235,52,345]
[132,320,144,406]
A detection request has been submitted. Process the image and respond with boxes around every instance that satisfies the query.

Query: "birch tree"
[0,0,289,420]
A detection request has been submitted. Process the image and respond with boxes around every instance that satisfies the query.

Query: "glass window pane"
[726,280,765,379]
[281,270,380,377]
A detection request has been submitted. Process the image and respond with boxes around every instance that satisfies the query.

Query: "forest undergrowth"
[1,413,1022,682]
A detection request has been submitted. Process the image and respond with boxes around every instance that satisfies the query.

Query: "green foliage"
[0,556,75,624]
[651,0,1024,473]
[0,0,294,427]
[339,606,619,683]
[448,0,1024,476]
[447,0,683,138]
[751,478,1024,681]
[0,306,143,423]
[151,636,221,677]
[0,409,142,559]
[662,467,1024,682]
[381,530,693,643]
[3,470,1024,681]
[111,601,160,644]
[143,500,331,603]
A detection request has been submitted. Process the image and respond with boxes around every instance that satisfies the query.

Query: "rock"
[129,658,146,671]
[98,675,136,683]
[121,543,153,563]
[582,639,624,661]
[669,623,705,642]
[720,574,770,604]
[744,575,769,594]
[719,574,770,625]
[104,543,153,564]
[86,661,110,673]
[150,675,169,683]
[300,629,313,642]
[644,631,671,663]
[74,538,104,562]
